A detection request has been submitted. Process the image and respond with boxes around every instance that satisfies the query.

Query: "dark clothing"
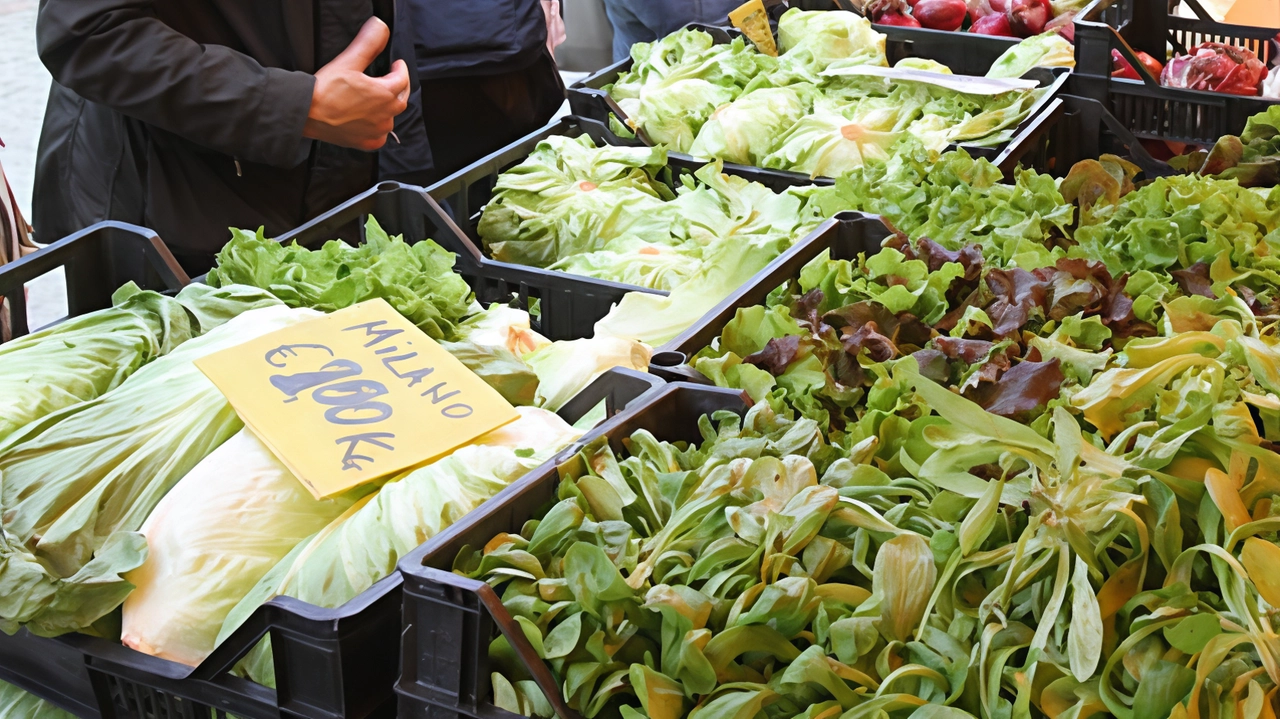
[410,0,549,80]
[421,51,565,183]
[33,0,432,271]
[603,0,744,61]
[407,0,564,184]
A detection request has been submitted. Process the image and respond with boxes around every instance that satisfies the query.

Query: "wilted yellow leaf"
[1241,538,1280,607]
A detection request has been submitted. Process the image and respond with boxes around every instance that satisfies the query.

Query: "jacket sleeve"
[36,0,316,169]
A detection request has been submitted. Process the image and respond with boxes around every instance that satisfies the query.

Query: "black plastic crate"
[0,188,669,718]
[995,93,1177,178]
[426,115,831,244]
[275,181,661,343]
[567,23,1068,185]
[2,366,660,719]
[395,382,750,719]
[1073,0,1279,145]
[649,211,891,380]
[0,221,189,342]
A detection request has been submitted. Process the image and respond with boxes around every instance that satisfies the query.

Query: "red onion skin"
[970,12,1015,35]
[1007,0,1050,37]
[875,10,923,26]
[913,0,967,31]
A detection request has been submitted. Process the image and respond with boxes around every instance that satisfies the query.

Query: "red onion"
[970,11,1014,35]
[913,0,967,30]
[1007,0,1051,36]
[868,0,922,26]
[876,9,923,25]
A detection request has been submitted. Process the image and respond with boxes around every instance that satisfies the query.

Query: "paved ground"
[0,0,63,329]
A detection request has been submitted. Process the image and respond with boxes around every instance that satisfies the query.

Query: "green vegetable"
[0,298,311,636]
[607,10,1043,177]
[207,218,472,340]
[0,681,75,719]
[119,428,372,666]
[0,284,195,442]
[985,33,1076,79]
[220,407,583,687]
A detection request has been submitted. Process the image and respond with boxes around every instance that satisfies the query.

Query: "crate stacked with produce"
[0,191,670,718]
[396,94,1280,719]
[567,9,1070,183]
[1072,0,1278,144]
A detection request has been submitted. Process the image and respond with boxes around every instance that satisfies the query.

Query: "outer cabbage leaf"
[985,33,1076,78]
[0,302,314,636]
[688,86,813,166]
[120,428,372,666]
[0,286,195,443]
[524,338,654,411]
[217,407,582,687]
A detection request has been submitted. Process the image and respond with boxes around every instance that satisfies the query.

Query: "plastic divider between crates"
[273,180,658,342]
[566,23,1067,185]
[995,94,1177,178]
[1072,0,1279,145]
[16,367,660,719]
[0,221,189,341]
[394,381,750,719]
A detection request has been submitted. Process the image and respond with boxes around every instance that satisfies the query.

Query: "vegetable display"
[866,0,1086,36]
[452,103,1280,719]
[0,221,653,692]
[1170,106,1280,187]
[606,11,1048,178]
[1110,43,1274,99]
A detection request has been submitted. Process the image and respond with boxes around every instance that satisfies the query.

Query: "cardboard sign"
[196,299,519,499]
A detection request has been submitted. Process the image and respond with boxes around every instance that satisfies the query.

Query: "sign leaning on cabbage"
[0,221,651,688]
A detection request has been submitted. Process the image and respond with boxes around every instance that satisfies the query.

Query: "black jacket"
[410,0,549,80]
[32,0,432,261]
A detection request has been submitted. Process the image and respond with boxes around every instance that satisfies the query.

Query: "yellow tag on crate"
[730,0,778,57]
[196,299,519,499]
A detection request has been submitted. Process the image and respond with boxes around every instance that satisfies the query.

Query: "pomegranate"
[914,0,967,30]
[970,11,1014,35]
[1007,0,1051,36]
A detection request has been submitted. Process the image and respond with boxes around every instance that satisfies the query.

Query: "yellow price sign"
[196,299,519,499]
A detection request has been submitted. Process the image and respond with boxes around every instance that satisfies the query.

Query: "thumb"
[370,59,411,102]
[331,16,390,71]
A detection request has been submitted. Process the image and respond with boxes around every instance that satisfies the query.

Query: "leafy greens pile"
[457,135,1280,719]
[0,219,656,704]
[608,10,1047,179]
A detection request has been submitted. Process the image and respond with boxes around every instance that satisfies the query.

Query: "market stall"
[0,2,1277,718]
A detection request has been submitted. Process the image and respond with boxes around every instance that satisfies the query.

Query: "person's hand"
[303,16,410,151]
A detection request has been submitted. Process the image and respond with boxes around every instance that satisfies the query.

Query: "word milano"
[197,299,517,498]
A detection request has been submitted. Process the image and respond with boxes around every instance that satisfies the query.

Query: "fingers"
[332,16,390,71]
